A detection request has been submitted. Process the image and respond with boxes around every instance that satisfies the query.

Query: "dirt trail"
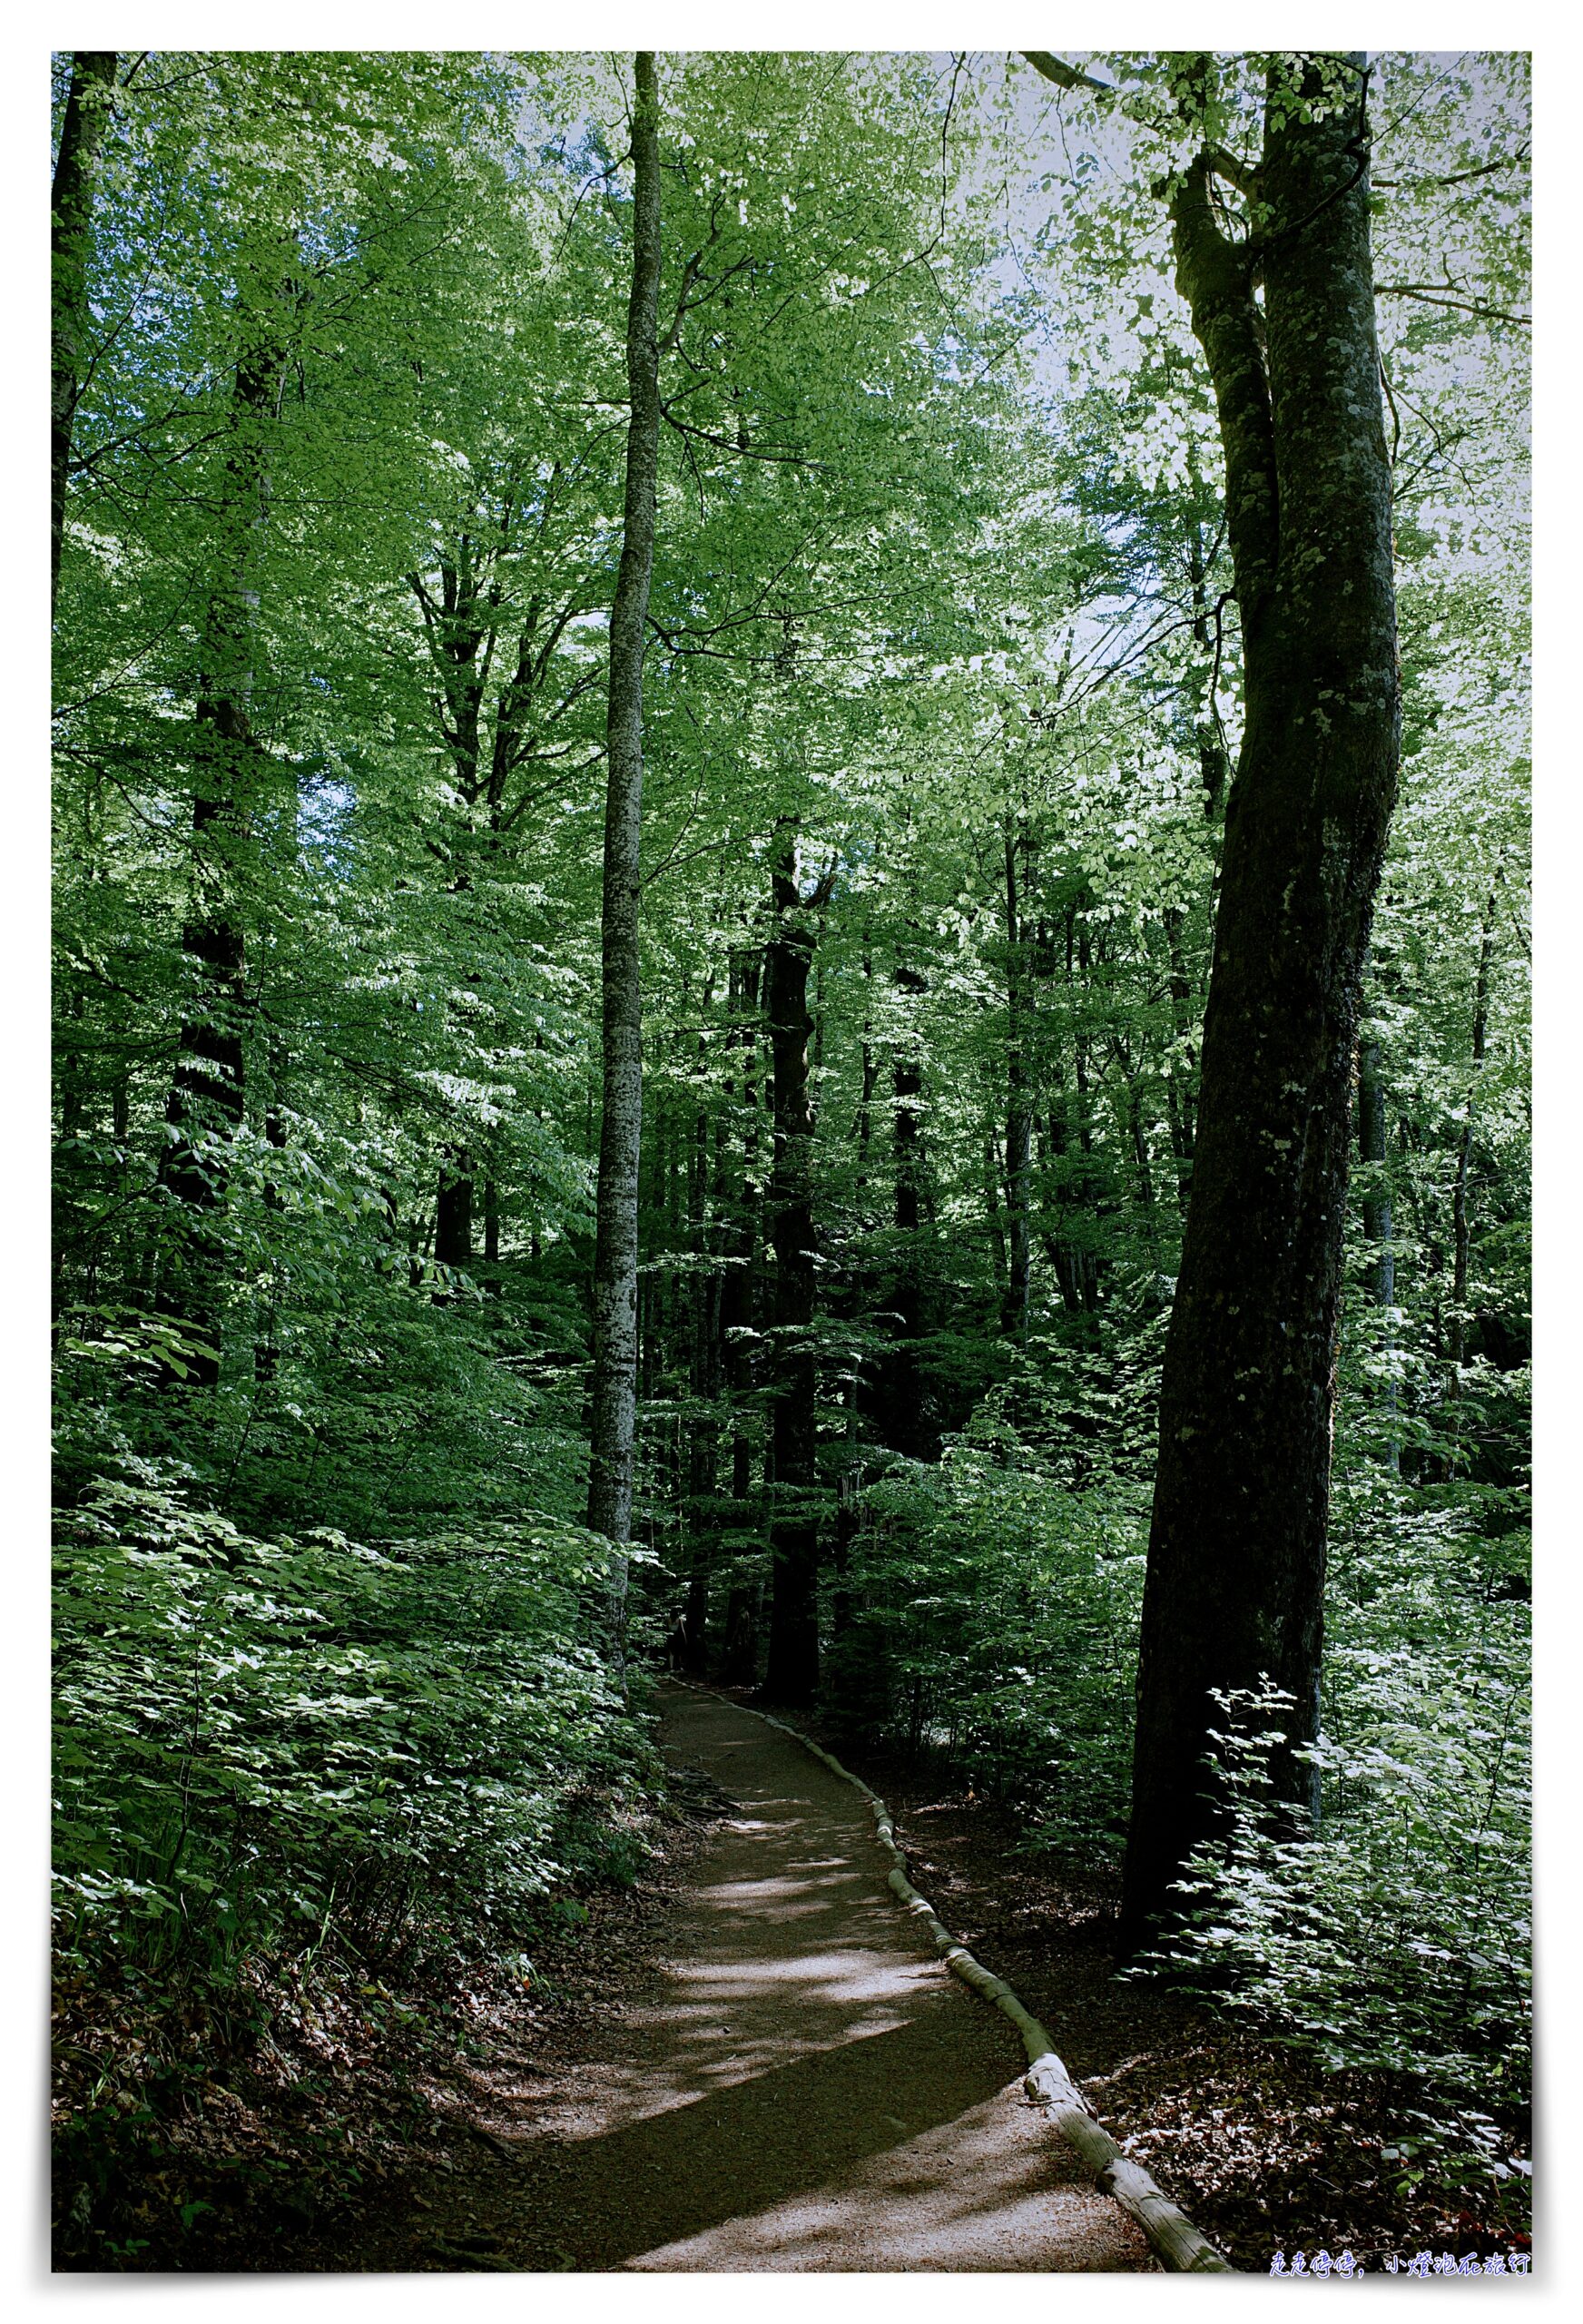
[469,1683,1151,2271]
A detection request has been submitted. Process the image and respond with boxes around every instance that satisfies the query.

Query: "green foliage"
[54,1460,659,1974]
[1136,1484,1529,2151]
[53,44,1529,2238]
[833,1396,1147,1848]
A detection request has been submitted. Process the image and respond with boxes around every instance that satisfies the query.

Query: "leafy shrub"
[830,1394,1146,1850]
[54,1458,661,1977]
[831,1382,1530,2187]
[1136,1492,1529,2161]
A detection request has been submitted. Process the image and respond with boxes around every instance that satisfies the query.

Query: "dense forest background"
[51,47,1529,2261]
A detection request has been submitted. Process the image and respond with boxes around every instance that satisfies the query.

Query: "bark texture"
[52,51,116,616]
[1118,55,1401,1945]
[586,52,661,1557]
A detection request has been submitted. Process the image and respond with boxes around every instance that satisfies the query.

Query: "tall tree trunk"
[1037,1107,1082,1317]
[1115,54,1401,1946]
[713,949,762,1679]
[880,961,929,1457]
[1126,1064,1158,1216]
[1358,1033,1399,1468]
[985,1128,1009,1295]
[762,831,821,1704]
[155,315,285,1384]
[436,1148,473,1267]
[1449,878,1499,1381]
[52,51,116,618]
[586,51,661,1603]
[1041,903,1106,1332]
[854,945,876,1202]
[680,1045,718,1677]
[723,948,762,1508]
[1162,906,1200,1208]
[1001,822,1033,1341]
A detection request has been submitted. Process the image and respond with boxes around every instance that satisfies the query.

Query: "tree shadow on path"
[481,1686,1147,2271]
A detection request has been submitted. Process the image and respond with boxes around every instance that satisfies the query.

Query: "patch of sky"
[297,763,357,872]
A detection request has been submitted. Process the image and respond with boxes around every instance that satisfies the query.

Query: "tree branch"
[659,403,829,470]
[1169,155,1279,627]
[1204,144,1258,199]
[1373,146,1529,192]
[1019,52,1112,96]
[1375,283,1529,328]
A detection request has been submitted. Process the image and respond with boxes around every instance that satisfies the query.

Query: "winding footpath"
[474,1682,1157,2271]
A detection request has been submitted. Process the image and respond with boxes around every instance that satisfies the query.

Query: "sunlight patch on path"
[489,1684,1151,2272]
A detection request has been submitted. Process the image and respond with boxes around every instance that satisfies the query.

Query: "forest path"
[478,1682,1151,2271]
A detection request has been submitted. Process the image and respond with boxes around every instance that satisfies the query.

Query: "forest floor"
[60,1679,1530,2275]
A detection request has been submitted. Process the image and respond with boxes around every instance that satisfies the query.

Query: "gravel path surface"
[477,1682,1151,2271]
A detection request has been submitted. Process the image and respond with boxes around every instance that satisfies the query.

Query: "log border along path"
[675,1680,1234,2274]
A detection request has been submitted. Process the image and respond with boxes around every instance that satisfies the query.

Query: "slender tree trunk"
[681,1064,717,1678]
[1042,909,1106,1333]
[721,946,762,1543]
[1449,879,1499,1381]
[155,315,286,1384]
[52,51,116,618]
[436,1149,474,1266]
[1162,906,1199,1208]
[762,832,821,1704]
[1037,1106,1084,1318]
[1002,822,1033,1341]
[1117,54,1401,1947]
[985,1128,1009,1295]
[586,52,661,1597]
[1126,1068,1157,1215]
[854,945,876,1204]
[1358,1034,1399,1467]
[880,960,929,1456]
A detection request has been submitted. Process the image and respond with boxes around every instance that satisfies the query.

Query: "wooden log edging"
[673,1680,1235,2274]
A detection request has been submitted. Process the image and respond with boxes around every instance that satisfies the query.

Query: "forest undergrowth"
[51,1450,674,2266]
[53,1618,688,2272]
